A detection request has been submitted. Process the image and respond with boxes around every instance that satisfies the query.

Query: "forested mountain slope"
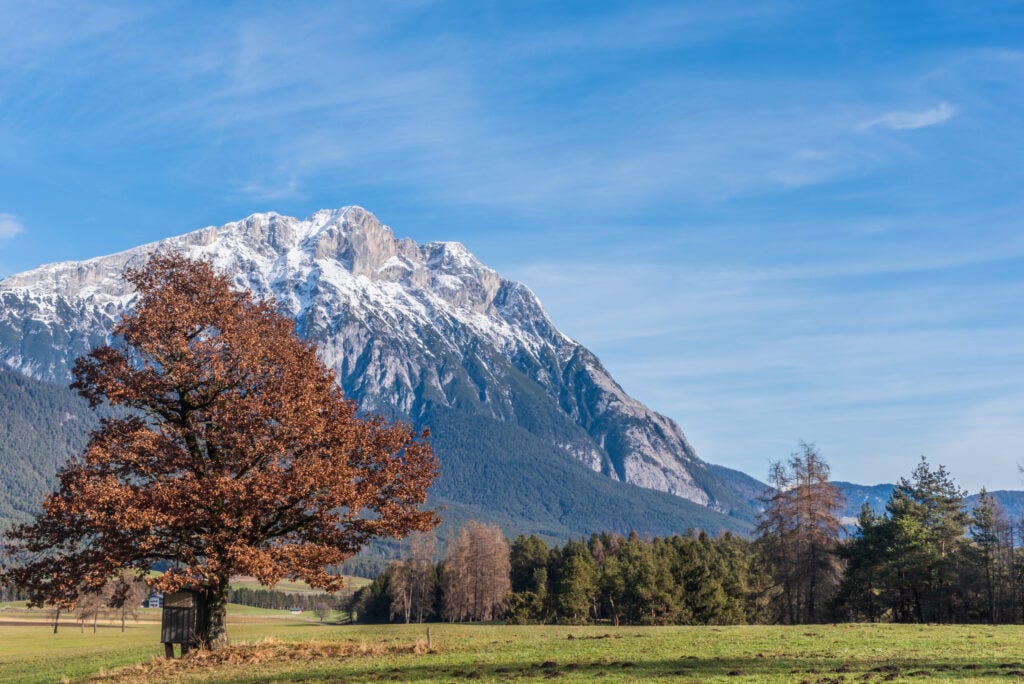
[0,368,98,526]
[0,369,751,540]
[0,208,759,537]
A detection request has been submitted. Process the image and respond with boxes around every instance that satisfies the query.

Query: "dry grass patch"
[88,637,430,683]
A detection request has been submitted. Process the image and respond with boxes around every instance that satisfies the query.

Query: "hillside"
[0,368,99,526]
[0,207,760,538]
[0,372,752,542]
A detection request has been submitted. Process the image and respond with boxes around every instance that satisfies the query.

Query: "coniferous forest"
[353,446,1024,626]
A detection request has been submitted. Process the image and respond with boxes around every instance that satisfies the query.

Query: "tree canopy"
[1,253,438,646]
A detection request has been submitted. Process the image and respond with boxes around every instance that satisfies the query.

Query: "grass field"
[229,575,371,593]
[1,606,1023,683]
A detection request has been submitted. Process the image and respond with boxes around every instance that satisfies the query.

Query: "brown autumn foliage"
[1,253,439,647]
[756,442,844,624]
[441,521,511,622]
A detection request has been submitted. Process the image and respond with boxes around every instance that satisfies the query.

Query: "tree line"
[352,522,771,625]
[354,445,1024,625]
[761,444,1024,624]
[228,586,354,619]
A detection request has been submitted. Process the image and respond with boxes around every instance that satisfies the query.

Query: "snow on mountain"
[0,207,719,507]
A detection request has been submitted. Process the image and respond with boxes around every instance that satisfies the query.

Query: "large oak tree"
[1,253,438,647]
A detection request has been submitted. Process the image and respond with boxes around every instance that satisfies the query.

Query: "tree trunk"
[199,582,231,649]
[53,607,60,634]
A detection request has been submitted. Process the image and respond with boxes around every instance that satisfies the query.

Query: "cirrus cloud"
[0,214,25,239]
[859,101,957,131]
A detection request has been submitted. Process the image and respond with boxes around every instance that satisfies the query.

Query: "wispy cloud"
[0,2,1021,492]
[859,101,957,130]
[231,178,304,203]
[0,213,24,239]
[923,393,1024,492]
[508,235,1024,492]
[0,3,147,66]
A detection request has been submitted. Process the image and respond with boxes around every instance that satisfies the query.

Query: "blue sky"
[1,1,1022,490]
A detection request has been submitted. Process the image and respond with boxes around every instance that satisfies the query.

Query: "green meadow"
[1,602,1023,683]
[229,575,371,594]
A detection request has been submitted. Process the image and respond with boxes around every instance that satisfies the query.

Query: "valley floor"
[0,604,1021,683]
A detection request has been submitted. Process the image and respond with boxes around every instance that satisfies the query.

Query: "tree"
[884,457,969,622]
[107,568,148,632]
[615,533,660,625]
[508,534,550,623]
[755,443,844,623]
[1,253,439,648]
[388,531,438,624]
[591,533,626,626]
[76,592,105,634]
[835,503,888,622]
[551,540,597,624]
[837,457,971,623]
[313,600,333,624]
[441,522,510,622]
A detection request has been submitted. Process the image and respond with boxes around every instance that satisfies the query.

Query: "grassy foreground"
[1,607,1024,683]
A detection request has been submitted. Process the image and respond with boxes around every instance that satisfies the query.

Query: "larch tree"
[1,253,439,648]
[441,522,510,622]
[756,443,844,623]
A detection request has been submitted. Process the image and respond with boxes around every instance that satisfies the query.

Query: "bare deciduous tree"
[442,522,510,622]
[756,442,844,623]
[76,592,105,634]
[107,568,148,632]
[313,600,333,623]
[389,531,438,624]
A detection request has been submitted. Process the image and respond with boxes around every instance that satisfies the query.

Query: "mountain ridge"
[0,206,752,531]
[707,466,1024,528]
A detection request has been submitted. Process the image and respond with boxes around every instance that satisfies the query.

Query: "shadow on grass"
[209,654,1024,682]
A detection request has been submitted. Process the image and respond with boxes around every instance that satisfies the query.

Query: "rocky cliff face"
[0,207,722,508]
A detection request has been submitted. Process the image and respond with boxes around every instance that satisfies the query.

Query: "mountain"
[832,482,896,524]
[0,207,755,538]
[706,469,1024,532]
[0,367,99,524]
[832,481,1024,526]
[709,464,771,512]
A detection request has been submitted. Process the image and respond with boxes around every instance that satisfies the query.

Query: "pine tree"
[970,489,1013,623]
[508,534,550,623]
[884,457,969,622]
[552,541,597,624]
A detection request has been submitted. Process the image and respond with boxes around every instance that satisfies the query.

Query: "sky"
[1,1,1022,491]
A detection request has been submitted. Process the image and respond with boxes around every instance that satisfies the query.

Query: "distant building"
[289,606,302,614]
[145,591,164,609]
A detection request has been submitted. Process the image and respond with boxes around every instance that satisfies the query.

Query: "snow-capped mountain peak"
[0,207,724,509]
